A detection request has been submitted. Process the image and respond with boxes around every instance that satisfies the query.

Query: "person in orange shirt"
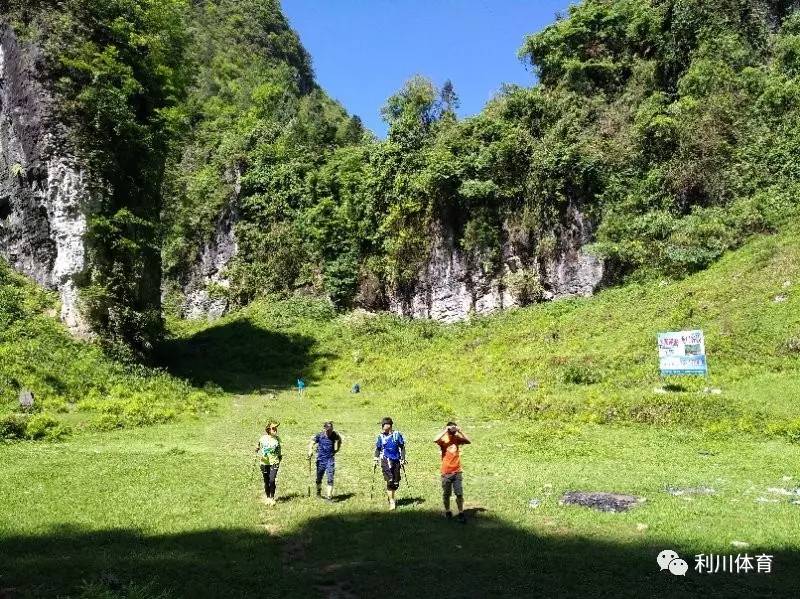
[434,421,471,523]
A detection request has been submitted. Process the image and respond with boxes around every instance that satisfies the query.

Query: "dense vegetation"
[4,204,798,442]
[0,260,213,440]
[162,0,800,313]
[161,0,365,310]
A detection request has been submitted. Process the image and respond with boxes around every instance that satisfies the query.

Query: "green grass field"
[3,229,800,597]
[2,393,799,598]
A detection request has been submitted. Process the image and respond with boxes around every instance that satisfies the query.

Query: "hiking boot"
[445,511,453,520]
[457,512,467,524]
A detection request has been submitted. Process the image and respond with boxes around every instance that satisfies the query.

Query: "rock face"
[181,208,238,319]
[179,200,603,322]
[541,204,605,301]
[0,26,91,334]
[387,225,516,323]
[560,491,644,513]
[389,204,603,323]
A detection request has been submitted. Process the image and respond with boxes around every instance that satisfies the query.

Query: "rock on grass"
[560,491,645,513]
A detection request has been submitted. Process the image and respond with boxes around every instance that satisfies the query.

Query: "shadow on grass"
[1,511,797,598]
[156,320,326,394]
[396,496,425,506]
[332,492,355,503]
[276,493,302,504]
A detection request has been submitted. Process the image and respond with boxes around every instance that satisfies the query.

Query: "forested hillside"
[3,0,800,342]
[161,0,365,312]
[158,0,800,318]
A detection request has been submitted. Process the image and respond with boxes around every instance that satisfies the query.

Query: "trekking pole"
[401,461,412,493]
[370,461,377,501]
[307,456,312,497]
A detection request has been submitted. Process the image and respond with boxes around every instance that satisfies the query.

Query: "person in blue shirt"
[308,421,342,501]
[373,416,406,510]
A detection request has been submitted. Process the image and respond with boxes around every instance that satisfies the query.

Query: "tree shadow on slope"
[1,510,796,599]
[156,319,327,394]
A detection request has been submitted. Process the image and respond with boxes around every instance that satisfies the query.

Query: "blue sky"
[282,0,571,137]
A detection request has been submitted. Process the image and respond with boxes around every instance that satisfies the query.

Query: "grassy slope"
[0,262,214,437]
[2,230,800,597]
[165,226,800,438]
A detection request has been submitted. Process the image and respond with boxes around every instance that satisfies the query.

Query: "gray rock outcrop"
[389,204,603,323]
[0,25,91,335]
[560,491,645,513]
[181,208,238,320]
[178,200,603,323]
[387,224,516,323]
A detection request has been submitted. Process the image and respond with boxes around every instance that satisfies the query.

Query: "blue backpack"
[376,431,404,460]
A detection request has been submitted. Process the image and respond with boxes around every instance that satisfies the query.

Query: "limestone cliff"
[180,208,238,320]
[388,204,603,322]
[179,199,602,323]
[0,25,91,334]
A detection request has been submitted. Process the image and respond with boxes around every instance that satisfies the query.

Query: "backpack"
[377,431,404,456]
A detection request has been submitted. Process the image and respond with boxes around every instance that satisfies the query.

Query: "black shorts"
[381,458,401,490]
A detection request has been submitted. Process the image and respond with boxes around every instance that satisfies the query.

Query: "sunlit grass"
[3,230,800,596]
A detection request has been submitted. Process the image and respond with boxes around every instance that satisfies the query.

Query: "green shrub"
[0,414,28,440]
[25,413,70,441]
[563,364,603,385]
[91,414,125,432]
[504,269,544,306]
[766,419,800,443]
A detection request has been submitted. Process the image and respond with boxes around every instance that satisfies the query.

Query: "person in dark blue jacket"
[308,421,342,501]
[373,416,406,510]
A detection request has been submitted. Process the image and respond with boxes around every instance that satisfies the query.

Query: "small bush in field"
[0,414,28,440]
[766,419,800,443]
[91,413,125,431]
[25,413,70,440]
[563,364,603,385]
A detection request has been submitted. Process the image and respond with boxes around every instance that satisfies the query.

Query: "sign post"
[657,330,708,376]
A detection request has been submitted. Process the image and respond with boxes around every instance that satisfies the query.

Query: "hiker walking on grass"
[308,421,342,502]
[434,421,471,523]
[374,417,406,511]
[256,421,282,506]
